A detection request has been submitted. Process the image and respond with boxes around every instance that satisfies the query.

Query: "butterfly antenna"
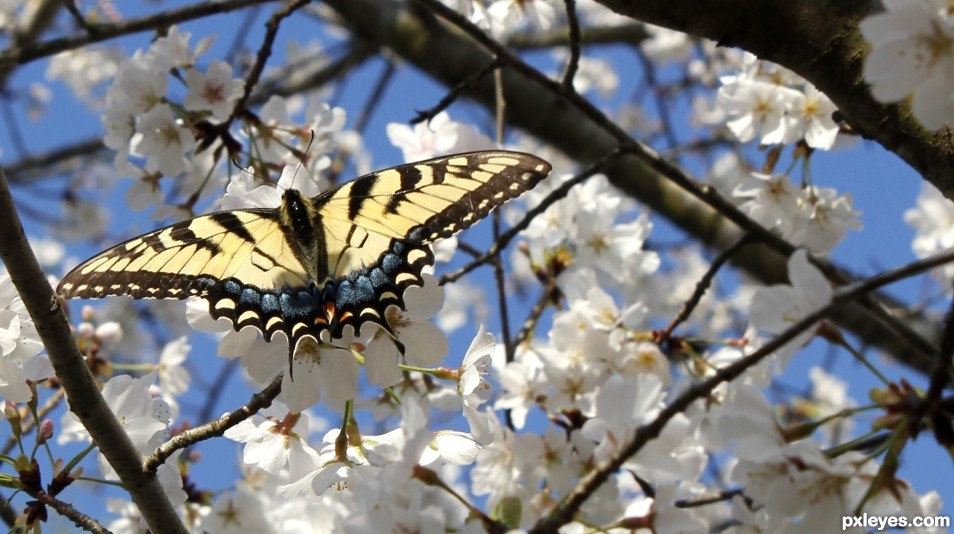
[288,130,317,191]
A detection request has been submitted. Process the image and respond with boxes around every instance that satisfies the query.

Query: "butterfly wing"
[308,151,551,338]
[57,209,319,345]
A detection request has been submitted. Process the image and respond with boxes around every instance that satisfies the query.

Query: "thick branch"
[0,169,187,533]
[593,0,954,199]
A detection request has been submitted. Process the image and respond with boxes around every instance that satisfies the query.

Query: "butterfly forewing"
[317,152,551,242]
[58,150,552,358]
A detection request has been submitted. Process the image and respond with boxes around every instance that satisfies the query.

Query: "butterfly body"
[58,151,552,357]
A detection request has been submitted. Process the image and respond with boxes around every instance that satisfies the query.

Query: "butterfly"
[58,151,551,365]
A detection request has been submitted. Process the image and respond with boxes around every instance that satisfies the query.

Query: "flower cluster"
[0,273,49,403]
[716,55,840,149]
[734,171,862,255]
[59,373,187,506]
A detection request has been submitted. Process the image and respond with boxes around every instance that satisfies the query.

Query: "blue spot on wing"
[261,293,280,314]
[200,239,433,352]
[240,287,261,307]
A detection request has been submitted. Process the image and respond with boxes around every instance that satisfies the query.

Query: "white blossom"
[749,249,832,366]
[183,60,245,121]
[387,111,493,162]
[0,274,48,402]
[861,0,954,129]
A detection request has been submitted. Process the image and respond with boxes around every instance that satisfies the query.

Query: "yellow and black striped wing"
[308,151,551,339]
[57,209,316,344]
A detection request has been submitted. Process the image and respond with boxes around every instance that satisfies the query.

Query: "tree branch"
[593,0,954,199]
[144,375,282,472]
[0,168,187,534]
[0,0,278,69]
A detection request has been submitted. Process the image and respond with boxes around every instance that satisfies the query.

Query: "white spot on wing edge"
[214,298,236,311]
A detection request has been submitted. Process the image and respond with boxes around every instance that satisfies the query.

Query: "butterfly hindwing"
[58,150,552,357]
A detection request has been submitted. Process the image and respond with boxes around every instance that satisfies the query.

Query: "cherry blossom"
[386,111,493,162]
[749,249,833,365]
[861,0,954,129]
[0,274,48,402]
[183,60,245,121]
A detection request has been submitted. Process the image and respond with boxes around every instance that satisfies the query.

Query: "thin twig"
[634,48,679,151]
[3,138,106,183]
[0,492,18,530]
[63,0,94,33]
[226,0,311,127]
[197,358,240,424]
[491,215,515,377]
[560,0,581,90]
[507,23,649,49]
[659,234,753,339]
[411,59,501,125]
[352,59,397,134]
[0,98,27,158]
[674,488,746,509]
[513,275,558,349]
[0,0,277,68]
[0,0,62,88]
[31,490,109,534]
[912,288,954,444]
[144,375,282,472]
